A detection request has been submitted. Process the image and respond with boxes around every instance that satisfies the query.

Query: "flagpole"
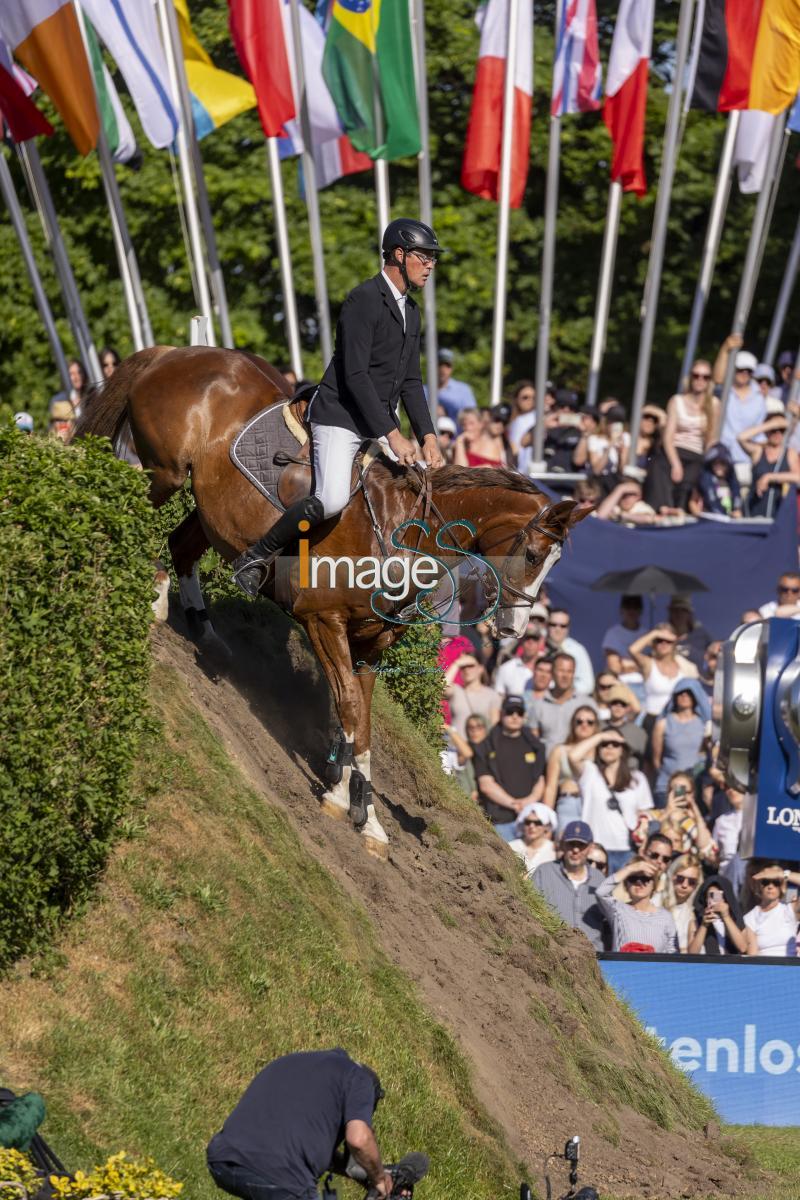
[155,0,216,345]
[764,212,800,367]
[288,0,333,364]
[267,137,304,378]
[585,180,622,409]
[374,160,390,251]
[488,0,520,410]
[532,0,563,463]
[17,142,102,381]
[628,0,696,457]
[718,112,788,431]
[0,149,70,391]
[679,109,739,388]
[409,0,438,418]
[159,0,233,348]
[73,0,151,351]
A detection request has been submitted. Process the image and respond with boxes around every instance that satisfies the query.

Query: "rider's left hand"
[422,435,444,469]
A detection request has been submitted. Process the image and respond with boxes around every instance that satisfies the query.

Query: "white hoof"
[359,805,389,860]
[321,773,350,821]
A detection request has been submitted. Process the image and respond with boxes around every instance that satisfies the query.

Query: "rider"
[233,219,445,596]
[206,1048,391,1200]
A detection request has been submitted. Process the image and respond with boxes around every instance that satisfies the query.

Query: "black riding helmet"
[382,218,443,291]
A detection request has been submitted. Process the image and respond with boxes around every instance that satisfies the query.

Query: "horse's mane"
[374,460,548,497]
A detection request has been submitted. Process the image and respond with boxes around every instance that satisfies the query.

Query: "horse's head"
[478,496,593,638]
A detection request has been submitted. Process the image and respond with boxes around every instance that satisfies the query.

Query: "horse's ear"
[541,499,592,532]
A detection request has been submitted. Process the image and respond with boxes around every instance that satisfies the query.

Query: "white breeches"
[310,422,396,518]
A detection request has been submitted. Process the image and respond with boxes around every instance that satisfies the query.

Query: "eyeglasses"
[691,371,711,381]
[523,818,543,827]
[548,621,569,629]
[627,874,652,887]
[586,857,608,872]
[575,717,597,727]
[757,878,782,888]
[674,874,699,887]
[646,850,673,864]
[778,584,800,594]
[410,251,438,266]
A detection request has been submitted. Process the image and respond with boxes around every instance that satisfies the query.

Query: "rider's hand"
[421,434,444,469]
[387,428,418,466]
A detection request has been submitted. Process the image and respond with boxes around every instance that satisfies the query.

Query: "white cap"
[437,416,457,435]
[14,411,34,432]
[754,362,775,383]
[735,350,758,372]
[765,396,786,415]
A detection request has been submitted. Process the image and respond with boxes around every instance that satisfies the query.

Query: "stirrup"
[232,555,273,598]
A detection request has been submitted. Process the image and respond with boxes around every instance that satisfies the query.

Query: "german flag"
[689,0,763,112]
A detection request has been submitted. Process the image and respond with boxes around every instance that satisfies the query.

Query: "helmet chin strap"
[398,248,420,293]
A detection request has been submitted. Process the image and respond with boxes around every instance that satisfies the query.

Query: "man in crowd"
[602,683,647,771]
[523,655,554,705]
[542,390,583,472]
[667,594,711,672]
[437,348,476,423]
[601,595,643,676]
[759,571,800,620]
[532,820,608,950]
[207,1048,391,1200]
[474,695,546,841]
[545,608,594,694]
[526,652,596,756]
[493,623,547,696]
[436,415,457,463]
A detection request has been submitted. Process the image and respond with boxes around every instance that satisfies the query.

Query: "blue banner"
[755,618,800,861]
[600,957,800,1124]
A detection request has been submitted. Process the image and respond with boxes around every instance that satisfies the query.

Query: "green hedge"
[0,428,155,966]
[378,620,446,747]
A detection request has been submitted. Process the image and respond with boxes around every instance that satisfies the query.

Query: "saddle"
[229,395,383,512]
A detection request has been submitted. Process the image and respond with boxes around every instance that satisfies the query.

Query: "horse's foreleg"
[305,615,388,859]
[168,510,231,662]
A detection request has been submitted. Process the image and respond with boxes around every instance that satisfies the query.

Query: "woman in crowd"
[543,705,600,822]
[49,358,88,421]
[634,405,665,473]
[738,413,800,519]
[443,653,500,738]
[567,727,654,873]
[742,866,800,957]
[593,672,620,720]
[644,360,720,512]
[663,853,703,953]
[688,875,747,955]
[586,843,609,875]
[657,771,717,866]
[629,624,698,731]
[453,407,507,468]
[445,714,488,800]
[508,802,557,876]
[507,380,537,473]
[100,346,121,378]
[597,859,679,953]
[651,682,710,803]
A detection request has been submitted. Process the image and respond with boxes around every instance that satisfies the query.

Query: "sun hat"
[437,416,457,435]
[49,400,74,421]
[13,412,34,433]
[735,350,758,372]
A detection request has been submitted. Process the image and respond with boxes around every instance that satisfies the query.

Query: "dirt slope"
[150,602,751,1200]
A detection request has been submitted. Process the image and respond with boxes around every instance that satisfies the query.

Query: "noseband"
[479,503,568,610]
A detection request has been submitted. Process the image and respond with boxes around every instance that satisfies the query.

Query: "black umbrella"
[591,565,709,628]
[591,565,709,596]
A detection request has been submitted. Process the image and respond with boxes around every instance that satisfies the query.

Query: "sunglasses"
[523,818,544,827]
[587,857,608,872]
[575,717,598,727]
[627,874,652,887]
[758,878,782,888]
[597,681,616,690]
[548,621,569,629]
[691,371,711,381]
[599,740,623,750]
[504,709,525,717]
[646,851,673,864]
[674,874,699,887]
[653,637,675,646]
[778,584,800,594]
[608,699,627,708]
[563,840,588,851]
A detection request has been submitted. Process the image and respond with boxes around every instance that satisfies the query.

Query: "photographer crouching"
[207,1049,395,1200]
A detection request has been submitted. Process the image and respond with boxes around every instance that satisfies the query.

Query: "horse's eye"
[525,547,540,565]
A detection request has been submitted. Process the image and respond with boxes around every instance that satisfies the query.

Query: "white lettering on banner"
[646,1024,800,1076]
[765,806,800,832]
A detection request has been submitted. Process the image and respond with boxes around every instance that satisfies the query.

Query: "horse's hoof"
[359,805,389,860]
[321,795,350,821]
[199,628,233,662]
[362,834,389,861]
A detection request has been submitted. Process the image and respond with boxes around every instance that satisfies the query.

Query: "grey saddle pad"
[229,400,306,512]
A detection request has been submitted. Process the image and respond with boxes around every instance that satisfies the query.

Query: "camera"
[531,1134,598,1200]
[718,618,800,861]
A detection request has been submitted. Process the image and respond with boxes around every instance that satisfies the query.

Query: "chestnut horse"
[75,346,590,858]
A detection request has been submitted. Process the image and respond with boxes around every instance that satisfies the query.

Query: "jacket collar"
[374,272,416,324]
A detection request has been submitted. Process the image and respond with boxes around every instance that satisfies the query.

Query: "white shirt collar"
[381,270,406,306]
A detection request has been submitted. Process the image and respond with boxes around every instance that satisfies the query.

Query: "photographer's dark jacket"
[311,273,435,443]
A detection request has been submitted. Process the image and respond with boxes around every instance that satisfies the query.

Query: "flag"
[551,0,602,116]
[174,0,255,139]
[602,0,654,196]
[0,1,98,154]
[0,39,53,141]
[733,108,777,193]
[229,0,370,187]
[749,0,800,116]
[689,0,763,112]
[82,16,137,164]
[461,0,533,206]
[80,0,177,150]
[322,0,421,160]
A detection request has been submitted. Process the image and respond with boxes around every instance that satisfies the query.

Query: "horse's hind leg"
[168,510,229,662]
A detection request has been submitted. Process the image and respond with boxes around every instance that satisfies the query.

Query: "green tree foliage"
[0,428,155,965]
[0,0,797,427]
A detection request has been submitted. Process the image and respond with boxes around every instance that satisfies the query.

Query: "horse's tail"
[72,347,164,444]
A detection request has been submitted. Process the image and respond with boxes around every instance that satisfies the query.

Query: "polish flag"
[461,0,534,207]
[602,0,654,196]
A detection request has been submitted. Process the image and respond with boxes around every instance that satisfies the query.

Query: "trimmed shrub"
[0,428,155,966]
[378,620,445,746]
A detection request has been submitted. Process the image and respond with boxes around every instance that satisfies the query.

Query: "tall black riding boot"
[232,495,325,597]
